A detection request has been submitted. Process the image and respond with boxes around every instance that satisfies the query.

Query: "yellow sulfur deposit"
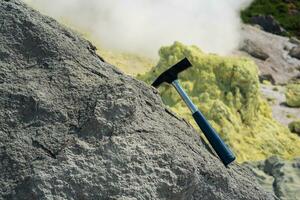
[99,50,155,76]
[138,42,300,162]
[285,83,300,107]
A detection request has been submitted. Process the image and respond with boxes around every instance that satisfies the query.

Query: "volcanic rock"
[235,25,300,84]
[289,46,300,60]
[251,15,286,36]
[289,120,300,135]
[0,0,274,199]
[244,156,300,200]
[240,39,269,60]
[289,37,300,45]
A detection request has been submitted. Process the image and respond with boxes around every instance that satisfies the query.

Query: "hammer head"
[152,58,192,88]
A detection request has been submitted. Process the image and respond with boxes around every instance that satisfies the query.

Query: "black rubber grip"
[192,111,235,166]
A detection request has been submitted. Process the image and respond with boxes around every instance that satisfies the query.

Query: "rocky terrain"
[236,25,300,85]
[0,0,276,199]
[232,20,300,200]
[260,84,300,126]
[236,17,300,200]
[139,41,300,162]
[243,156,300,200]
[137,26,300,200]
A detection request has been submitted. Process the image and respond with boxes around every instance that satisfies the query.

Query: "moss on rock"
[285,83,300,107]
[138,42,300,162]
[289,120,300,135]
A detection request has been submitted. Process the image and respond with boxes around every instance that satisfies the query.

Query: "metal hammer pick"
[152,58,236,166]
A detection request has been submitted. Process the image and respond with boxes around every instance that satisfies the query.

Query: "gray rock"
[240,39,269,60]
[234,25,300,84]
[289,46,300,60]
[0,0,274,199]
[244,156,300,200]
[288,120,300,135]
[251,15,286,36]
[259,74,276,85]
[289,37,300,45]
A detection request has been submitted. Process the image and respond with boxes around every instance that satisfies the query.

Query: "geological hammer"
[152,58,235,166]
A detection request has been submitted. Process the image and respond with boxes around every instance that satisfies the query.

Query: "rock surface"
[240,39,269,60]
[288,120,300,135]
[236,25,300,84]
[260,84,300,126]
[289,46,300,60]
[250,15,286,36]
[285,83,300,107]
[243,156,300,200]
[0,0,274,199]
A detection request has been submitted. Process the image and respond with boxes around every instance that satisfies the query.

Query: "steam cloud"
[22,0,252,57]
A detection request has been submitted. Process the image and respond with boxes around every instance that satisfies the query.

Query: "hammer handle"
[192,110,235,166]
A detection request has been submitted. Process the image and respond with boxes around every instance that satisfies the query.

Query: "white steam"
[23,0,252,57]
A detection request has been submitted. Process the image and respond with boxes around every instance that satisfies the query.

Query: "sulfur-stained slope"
[139,41,300,162]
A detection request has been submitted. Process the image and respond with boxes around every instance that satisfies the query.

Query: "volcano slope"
[139,42,300,162]
[0,1,274,199]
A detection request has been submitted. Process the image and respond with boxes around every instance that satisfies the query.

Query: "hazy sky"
[23,0,253,57]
